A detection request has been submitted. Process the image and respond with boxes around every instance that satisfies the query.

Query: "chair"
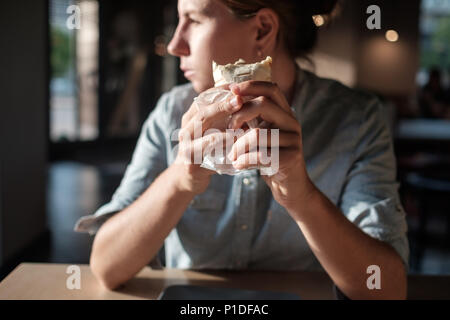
[402,165,450,271]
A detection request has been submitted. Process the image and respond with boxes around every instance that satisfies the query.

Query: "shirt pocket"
[180,189,227,243]
[189,189,227,213]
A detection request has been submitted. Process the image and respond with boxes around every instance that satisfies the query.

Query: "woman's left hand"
[227,80,316,213]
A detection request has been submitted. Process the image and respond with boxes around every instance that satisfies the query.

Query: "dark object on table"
[333,284,351,300]
[158,285,300,300]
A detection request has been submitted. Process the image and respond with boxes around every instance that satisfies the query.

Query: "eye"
[187,16,200,24]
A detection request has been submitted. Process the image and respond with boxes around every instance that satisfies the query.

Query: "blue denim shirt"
[75,67,409,271]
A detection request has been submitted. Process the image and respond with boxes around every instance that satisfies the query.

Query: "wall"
[302,0,421,96]
[356,0,421,96]
[0,0,48,266]
[300,0,361,87]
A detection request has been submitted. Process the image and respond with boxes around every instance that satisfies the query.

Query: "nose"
[167,24,190,57]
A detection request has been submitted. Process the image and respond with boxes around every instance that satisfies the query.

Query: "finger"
[182,84,234,126]
[216,83,233,91]
[229,80,293,114]
[181,95,243,140]
[180,131,234,164]
[181,103,198,128]
[232,147,298,171]
[229,128,300,161]
[232,149,275,170]
[229,97,300,133]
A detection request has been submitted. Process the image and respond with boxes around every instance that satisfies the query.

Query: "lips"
[183,70,195,79]
[181,67,195,79]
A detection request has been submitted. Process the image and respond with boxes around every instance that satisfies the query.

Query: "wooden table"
[0,263,449,300]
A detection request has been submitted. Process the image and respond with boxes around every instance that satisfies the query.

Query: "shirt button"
[241,224,248,230]
[243,178,251,185]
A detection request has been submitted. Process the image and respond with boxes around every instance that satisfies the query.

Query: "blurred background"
[0,0,449,281]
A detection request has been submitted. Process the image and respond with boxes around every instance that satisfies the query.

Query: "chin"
[191,81,202,94]
[190,79,214,94]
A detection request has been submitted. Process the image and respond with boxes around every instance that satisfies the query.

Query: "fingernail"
[228,118,236,129]
[232,147,237,161]
[232,160,242,169]
[230,96,239,109]
[227,149,235,162]
[230,83,240,94]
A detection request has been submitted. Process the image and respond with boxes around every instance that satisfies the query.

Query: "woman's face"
[167,0,256,93]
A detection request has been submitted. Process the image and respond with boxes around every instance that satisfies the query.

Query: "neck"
[271,51,298,105]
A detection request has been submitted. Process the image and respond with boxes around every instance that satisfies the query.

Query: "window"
[49,0,182,148]
[49,0,99,142]
[417,0,450,87]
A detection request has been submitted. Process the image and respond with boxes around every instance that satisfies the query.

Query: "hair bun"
[306,0,338,15]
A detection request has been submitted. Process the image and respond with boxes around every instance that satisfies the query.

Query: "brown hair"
[218,0,338,59]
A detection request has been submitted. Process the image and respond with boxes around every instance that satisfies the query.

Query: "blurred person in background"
[419,67,450,119]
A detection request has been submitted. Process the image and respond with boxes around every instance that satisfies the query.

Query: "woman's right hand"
[172,85,242,195]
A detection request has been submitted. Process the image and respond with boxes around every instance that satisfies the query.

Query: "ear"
[253,8,279,53]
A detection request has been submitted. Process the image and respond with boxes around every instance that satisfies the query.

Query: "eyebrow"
[182,10,205,17]
[180,3,213,17]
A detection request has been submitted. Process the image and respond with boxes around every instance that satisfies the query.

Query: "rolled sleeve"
[74,93,170,235]
[338,97,409,270]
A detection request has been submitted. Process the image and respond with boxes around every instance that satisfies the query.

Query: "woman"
[75,0,409,299]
